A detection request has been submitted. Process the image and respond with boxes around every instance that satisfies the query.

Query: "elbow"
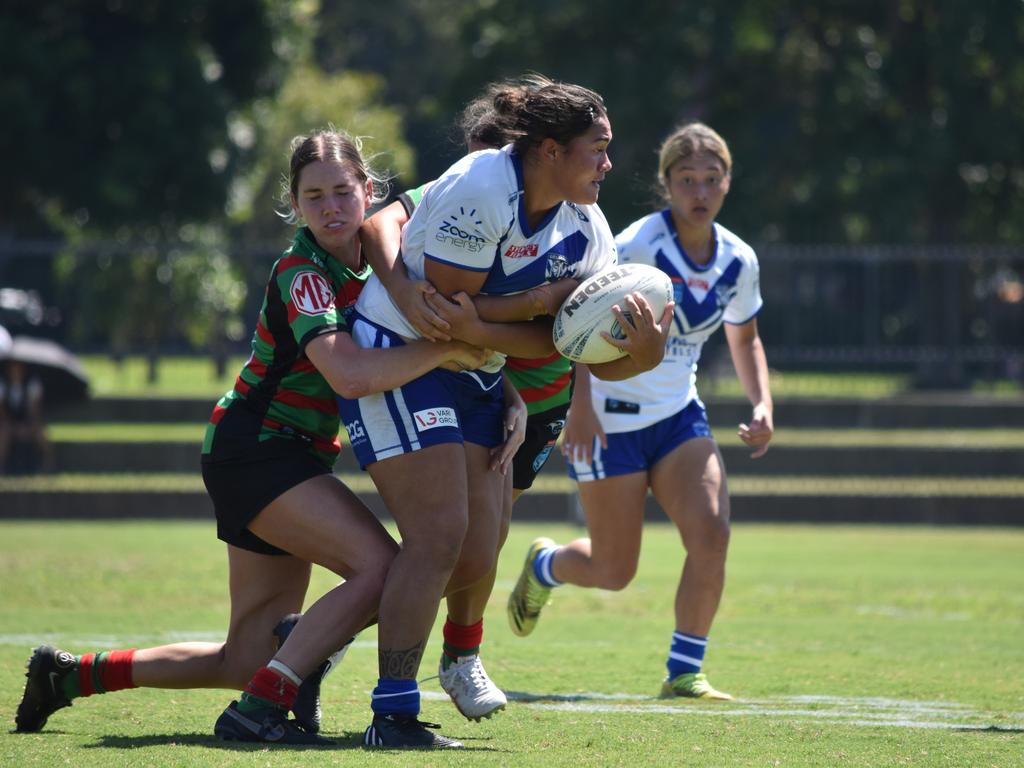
[332,376,371,401]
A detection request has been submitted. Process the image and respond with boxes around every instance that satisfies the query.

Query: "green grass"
[79,354,984,400]
[79,355,245,398]
[3,472,1024,497]
[0,521,1022,766]
[47,422,1024,449]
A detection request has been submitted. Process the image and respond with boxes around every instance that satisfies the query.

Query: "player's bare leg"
[651,436,732,700]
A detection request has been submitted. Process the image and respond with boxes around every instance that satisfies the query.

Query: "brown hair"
[656,122,732,201]
[480,74,607,156]
[279,128,389,223]
[457,95,518,150]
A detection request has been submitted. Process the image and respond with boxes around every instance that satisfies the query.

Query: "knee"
[218,643,265,688]
[405,527,465,576]
[692,514,730,559]
[595,562,637,591]
[448,547,497,591]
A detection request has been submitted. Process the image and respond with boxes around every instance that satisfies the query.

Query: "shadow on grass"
[955,725,1024,734]
[83,730,509,752]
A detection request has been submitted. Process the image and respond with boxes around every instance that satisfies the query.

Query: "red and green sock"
[236,661,300,716]
[441,618,483,671]
[60,649,137,700]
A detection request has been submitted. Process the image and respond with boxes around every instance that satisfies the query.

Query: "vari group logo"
[290,271,334,316]
[345,419,366,441]
[413,407,458,432]
[436,207,485,252]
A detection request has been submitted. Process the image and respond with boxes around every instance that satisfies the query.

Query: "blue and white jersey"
[356,146,617,372]
[591,211,762,433]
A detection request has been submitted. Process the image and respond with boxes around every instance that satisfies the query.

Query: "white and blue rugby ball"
[552,263,673,364]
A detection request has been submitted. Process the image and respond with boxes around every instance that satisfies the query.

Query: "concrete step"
[2,489,1019,526]
[48,440,1024,477]
[49,392,1024,428]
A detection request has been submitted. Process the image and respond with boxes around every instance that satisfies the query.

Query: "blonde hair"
[656,122,732,201]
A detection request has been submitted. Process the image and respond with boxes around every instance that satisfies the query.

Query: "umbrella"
[1,335,90,405]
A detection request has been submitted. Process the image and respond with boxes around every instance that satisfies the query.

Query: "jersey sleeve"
[613,216,650,267]
[272,258,346,351]
[723,250,763,324]
[418,173,510,273]
[398,183,430,218]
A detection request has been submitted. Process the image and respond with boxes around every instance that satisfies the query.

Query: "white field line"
[423,690,1024,731]
[3,634,1019,731]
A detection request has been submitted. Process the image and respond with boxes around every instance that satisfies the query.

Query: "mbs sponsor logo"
[413,407,458,432]
[290,271,335,316]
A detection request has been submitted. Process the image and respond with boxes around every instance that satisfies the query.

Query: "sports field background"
[2,520,1021,767]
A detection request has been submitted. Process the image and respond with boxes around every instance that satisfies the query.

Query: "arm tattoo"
[378,640,426,679]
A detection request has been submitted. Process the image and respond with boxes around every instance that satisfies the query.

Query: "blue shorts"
[568,400,713,482]
[337,314,505,468]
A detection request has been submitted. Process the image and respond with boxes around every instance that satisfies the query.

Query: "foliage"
[52,231,248,377]
[314,0,1024,245]
[0,0,292,236]
[230,65,416,243]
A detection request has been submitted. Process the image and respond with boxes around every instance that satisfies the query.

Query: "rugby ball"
[552,263,673,364]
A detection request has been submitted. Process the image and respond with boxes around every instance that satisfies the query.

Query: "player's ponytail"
[476,73,607,156]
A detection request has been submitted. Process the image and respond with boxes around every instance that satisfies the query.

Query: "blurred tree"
[0,0,297,236]
[313,0,1024,245]
[231,65,415,244]
[52,228,248,380]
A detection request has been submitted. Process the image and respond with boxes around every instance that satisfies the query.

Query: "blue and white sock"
[667,631,707,679]
[370,678,419,716]
[532,546,563,588]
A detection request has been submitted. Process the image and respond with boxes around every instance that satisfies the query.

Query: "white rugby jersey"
[591,211,763,433]
[356,146,617,372]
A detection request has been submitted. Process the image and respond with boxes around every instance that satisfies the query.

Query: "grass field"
[79,355,930,400]
[1,521,1022,766]
[77,354,1024,399]
[44,422,1024,449]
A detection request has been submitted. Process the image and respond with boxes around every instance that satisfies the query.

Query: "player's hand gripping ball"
[552,263,674,363]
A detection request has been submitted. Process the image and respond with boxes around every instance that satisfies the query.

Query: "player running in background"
[508,122,774,700]
[339,74,670,749]
[13,129,487,745]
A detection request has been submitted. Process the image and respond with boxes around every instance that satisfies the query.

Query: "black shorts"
[201,437,331,556]
[511,403,569,492]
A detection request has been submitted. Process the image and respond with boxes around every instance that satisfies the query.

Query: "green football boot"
[507,537,556,637]
[660,672,733,701]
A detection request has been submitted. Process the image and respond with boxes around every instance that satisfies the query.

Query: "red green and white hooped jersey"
[202,227,370,466]
[395,178,590,416]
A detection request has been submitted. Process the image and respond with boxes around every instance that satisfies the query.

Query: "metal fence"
[750,244,1024,384]
[2,240,1022,383]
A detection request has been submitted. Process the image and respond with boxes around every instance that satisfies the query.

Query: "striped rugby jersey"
[202,227,370,466]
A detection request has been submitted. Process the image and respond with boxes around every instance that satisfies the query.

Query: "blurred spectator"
[0,358,53,474]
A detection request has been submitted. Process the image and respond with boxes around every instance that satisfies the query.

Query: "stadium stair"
[1,395,1022,525]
